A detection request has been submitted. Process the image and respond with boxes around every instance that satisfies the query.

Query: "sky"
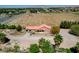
[0,5,79,8]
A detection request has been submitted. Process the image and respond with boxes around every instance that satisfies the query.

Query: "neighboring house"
[26,24,51,32]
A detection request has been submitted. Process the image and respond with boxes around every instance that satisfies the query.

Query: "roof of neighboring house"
[26,24,51,30]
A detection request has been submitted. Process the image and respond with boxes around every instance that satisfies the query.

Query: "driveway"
[6,29,79,49]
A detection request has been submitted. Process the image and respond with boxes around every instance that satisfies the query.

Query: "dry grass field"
[8,12,79,27]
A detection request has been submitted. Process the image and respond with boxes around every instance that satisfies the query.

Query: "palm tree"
[39,38,55,53]
[54,34,63,52]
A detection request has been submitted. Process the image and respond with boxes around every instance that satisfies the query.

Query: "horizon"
[0,5,79,8]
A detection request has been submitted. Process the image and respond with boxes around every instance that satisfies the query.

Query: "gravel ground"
[60,29,79,48]
[6,29,79,49]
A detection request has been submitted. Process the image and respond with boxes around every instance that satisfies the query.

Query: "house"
[26,24,51,32]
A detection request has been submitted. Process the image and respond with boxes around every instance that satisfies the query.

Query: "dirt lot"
[8,13,79,27]
[6,29,79,49]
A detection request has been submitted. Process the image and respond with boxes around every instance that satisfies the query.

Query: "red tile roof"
[26,24,51,30]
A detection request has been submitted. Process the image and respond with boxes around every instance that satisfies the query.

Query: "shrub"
[0,24,17,29]
[30,9,37,13]
[58,48,71,53]
[70,47,77,53]
[60,21,71,29]
[60,21,79,29]
[8,25,16,29]
[69,25,79,36]
[39,38,55,53]
[13,44,20,52]
[0,33,10,44]
[2,43,20,52]
[70,42,79,53]
[0,24,8,29]
[75,42,79,52]
[39,38,46,47]
[0,33,6,43]
[3,47,14,52]
[16,25,22,31]
[51,26,60,34]
[29,44,40,53]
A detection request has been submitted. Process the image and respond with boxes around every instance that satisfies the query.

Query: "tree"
[29,44,40,53]
[16,25,22,31]
[51,26,60,34]
[39,38,55,53]
[54,34,63,52]
[30,9,37,13]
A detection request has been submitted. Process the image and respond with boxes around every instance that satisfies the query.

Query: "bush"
[70,47,77,53]
[51,26,60,34]
[60,21,71,29]
[39,38,55,53]
[13,44,20,52]
[8,25,16,29]
[0,24,16,29]
[75,42,79,52]
[70,42,79,53]
[60,21,79,29]
[30,9,37,13]
[39,38,46,47]
[54,34,63,47]
[3,43,20,52]
[0,33,10,44]
[69,25,79,36]
[58,48,71,53]
[3,47,14,52]
[16,25,22,31]
[0,33,6,43]
[29,44,40,53]
[0,24,8,29]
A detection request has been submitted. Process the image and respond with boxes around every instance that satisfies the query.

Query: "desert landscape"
[0,5,79,53]
[8,12,79,26]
